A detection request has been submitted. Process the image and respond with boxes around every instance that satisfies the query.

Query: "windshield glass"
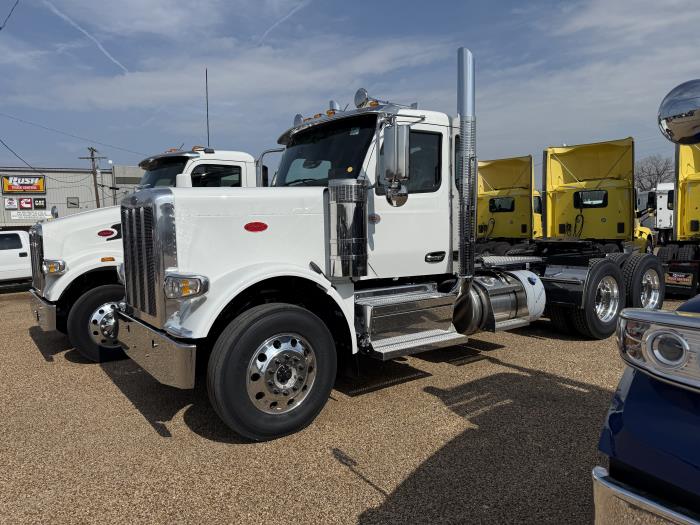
[138,156,189,188]
[274,114,376,186]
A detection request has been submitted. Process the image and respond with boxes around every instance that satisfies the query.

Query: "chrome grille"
[29,225,45,293]
[120,188,177,328]
[122,204,157,317]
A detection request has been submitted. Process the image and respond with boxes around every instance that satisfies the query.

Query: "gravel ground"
[0,291,682,524]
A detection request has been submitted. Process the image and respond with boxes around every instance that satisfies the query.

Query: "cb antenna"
[205,68,210,147]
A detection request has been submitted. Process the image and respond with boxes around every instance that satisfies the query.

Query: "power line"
[0,0,20,31]
[0,111,148,156]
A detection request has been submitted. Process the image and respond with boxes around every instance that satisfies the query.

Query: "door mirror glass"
[175,172,190,187]
[381,123,410,207]
[659,79,700,145]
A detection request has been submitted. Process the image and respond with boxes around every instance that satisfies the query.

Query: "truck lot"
[0,289,681,524]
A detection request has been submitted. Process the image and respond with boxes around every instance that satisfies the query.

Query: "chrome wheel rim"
[246,334,317,415]
[595,276,620,323]
[89,302,120,348]
[640,268,661,309]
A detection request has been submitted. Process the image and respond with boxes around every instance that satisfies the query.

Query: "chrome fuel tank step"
[355,282,458,341]
[367,328,469,361]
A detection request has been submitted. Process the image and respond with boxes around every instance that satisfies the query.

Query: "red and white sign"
[4,197,18,210]
[19,198,33,210]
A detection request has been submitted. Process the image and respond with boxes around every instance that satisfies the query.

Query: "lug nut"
[273,389,279,395]
[267,380,274,386]
[292,386,298,392]
[283,390,289,396]
[275,359,281,365]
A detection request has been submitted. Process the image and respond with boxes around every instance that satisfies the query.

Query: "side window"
[377,130,442,194]
[191,164,242,187]
[408,131,441,193]
[533,196,542,214]
[0,233,22,250]
[573,190,608,209]
[489,197,515,213]
[668,189,675,210]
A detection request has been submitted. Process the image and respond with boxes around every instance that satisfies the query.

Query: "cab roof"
[139,149,254,169]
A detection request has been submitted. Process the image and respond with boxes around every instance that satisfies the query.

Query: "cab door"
[0,232,30,281]
[366,121,451,279]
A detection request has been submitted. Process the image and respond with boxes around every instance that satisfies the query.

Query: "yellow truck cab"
[656,144,700,294]
[476,155,542,255]
[543,137,651,252]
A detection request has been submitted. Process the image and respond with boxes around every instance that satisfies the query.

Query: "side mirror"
[175,172,190,187]
[659,79,700,144]
[381,123,410,207]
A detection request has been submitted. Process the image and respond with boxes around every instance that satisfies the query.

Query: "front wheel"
[207,303,337,441]
[67,284,126,362]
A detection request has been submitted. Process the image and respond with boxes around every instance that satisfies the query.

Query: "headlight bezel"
[41,259,67,275]
[163,273,209,300]
[618,308,700,392]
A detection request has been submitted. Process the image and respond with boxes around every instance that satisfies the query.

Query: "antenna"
[205,68,210,148]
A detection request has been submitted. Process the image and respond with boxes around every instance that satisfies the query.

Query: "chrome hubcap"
[246,334,317,415]
[89,302,120,348]
[640,268,661,309]
[594,276,620,323]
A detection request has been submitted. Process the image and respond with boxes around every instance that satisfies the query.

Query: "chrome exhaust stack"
[457,47,477,280]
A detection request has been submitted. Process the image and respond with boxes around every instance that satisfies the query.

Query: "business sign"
[10,210,52,220]
[4,197,18,209]
[33,198,46,210]
[19,197,33,210]
[2,175,46,194]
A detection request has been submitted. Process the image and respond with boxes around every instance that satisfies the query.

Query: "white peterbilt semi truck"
[113,48,664,441]
[28,148,259,362]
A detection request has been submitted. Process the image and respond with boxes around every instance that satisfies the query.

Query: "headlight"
[618,308,700,391]
[164,274,209,299]
[41,259,66,275]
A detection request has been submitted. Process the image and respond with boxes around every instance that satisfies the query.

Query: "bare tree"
[635,154,673,191]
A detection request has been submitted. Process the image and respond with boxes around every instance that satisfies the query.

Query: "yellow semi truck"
[475,155,542,255]
[655,144,700,295]
[543,137,654,251]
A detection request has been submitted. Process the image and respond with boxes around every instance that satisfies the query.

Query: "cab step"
[368,328,469,361]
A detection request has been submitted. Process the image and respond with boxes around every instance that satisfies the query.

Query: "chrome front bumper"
[117,312,196,389]
[28,289,56,332]
[593,466,700,525]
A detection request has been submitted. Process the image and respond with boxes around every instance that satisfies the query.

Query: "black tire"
[572,259,626,339]
[207,303,337,441]
[678,244,696,262]
[67,284,126,362]
[657,244,678,264]
[548,306,573,333]
[603,243,620,253]
[622,253,665,309]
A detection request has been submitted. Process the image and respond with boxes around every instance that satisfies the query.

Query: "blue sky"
[0,0,699,173]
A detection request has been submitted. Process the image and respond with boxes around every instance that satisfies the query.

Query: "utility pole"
[79,147,107,208]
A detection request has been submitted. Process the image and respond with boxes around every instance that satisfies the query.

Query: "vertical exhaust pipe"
[457,47,476,279]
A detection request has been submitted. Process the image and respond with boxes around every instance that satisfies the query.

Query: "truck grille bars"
[122,204,157,317]
[29,225,44,293]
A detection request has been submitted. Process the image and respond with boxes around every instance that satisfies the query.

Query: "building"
[0,165,143,230]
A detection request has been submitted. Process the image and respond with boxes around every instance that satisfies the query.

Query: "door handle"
[19,252,28,257]
[425,251,446,263]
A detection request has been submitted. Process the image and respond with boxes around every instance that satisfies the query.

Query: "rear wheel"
[602,243,620,253]
[572,259,625,339]
[67,284,125,362]
[207,303,337,441]
[677,244,697,262]
[622,254,664,309]
[657,244,678,264]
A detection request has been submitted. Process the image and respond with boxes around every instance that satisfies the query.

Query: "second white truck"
[28,148,257,361]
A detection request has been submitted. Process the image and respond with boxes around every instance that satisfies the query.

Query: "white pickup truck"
[0,230,31,283]
[29,148,259,362]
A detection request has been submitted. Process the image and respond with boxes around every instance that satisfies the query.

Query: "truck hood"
[40,205,121,259]
[545,137,634,191]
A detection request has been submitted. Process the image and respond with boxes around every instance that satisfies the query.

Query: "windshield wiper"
[283,178,321,186]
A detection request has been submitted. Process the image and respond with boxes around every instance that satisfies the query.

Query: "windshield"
[274,114,376,186]
[138,156,189,188]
